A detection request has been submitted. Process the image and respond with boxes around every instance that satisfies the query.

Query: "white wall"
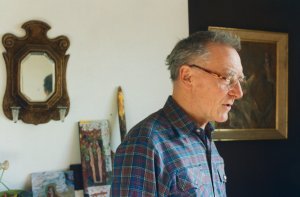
[0,0,188,190]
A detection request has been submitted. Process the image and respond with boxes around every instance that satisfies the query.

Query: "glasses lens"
[239,79,247,90]
[229,77,247,90]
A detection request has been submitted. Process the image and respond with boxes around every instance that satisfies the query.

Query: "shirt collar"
[196,123,214,141]
[163,96,215,138]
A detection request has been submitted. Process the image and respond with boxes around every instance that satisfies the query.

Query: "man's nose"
[228,81,243,99]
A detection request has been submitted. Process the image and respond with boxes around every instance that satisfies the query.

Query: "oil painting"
[78,120,112,196]
[31,170,75,197]
[208,26,288,140]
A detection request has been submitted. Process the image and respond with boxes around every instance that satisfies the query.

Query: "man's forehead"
[209,45,243,72]
[221,67,245,77]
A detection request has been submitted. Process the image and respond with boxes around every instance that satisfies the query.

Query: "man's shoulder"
[124,108,172,142]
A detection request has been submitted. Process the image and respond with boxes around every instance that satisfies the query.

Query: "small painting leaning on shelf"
[78,120,112,197]
[31,170,75,197]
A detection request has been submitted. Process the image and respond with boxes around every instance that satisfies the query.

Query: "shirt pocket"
[214,162,227,197]
[217,163,227,183]
[176,165,212,194]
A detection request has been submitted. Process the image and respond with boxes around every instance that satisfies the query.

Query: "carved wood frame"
[2,20,70,124]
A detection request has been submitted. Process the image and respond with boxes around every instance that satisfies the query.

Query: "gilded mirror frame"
[2,20,70,124]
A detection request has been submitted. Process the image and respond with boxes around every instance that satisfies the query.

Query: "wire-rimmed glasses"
[187,64,246,89]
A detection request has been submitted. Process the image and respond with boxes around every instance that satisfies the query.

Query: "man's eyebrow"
[223,68,244,78]
[220,69,237,77]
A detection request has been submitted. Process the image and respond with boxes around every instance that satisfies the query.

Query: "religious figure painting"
[78,120,112,197]
[218,41,276,129]
[208,26,288,141]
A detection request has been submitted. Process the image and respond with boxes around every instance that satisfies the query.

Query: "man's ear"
[178,65,192,86]
[183,75,191,82]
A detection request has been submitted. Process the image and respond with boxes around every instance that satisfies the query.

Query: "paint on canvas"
[217,41,276,129]
[78,120,112,196]
[31,170,75,197]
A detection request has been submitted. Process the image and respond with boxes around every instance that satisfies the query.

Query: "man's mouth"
[223,103,233,110]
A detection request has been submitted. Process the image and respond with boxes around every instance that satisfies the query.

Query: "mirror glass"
[20,52,55,102]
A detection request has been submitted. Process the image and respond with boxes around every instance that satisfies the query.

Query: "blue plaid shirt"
[111,96,227,197]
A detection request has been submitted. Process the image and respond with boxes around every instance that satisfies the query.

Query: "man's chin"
[214,116,228,123]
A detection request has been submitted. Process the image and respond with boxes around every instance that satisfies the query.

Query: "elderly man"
[111,31,244,197]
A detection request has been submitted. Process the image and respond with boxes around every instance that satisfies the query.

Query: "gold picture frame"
[208,26,288,141]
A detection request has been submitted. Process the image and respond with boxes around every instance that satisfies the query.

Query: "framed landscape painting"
[208,26,288,141]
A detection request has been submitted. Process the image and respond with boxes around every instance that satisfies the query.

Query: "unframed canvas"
[78,120,112,197]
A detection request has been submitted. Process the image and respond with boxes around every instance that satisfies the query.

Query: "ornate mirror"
[2,20,70,124]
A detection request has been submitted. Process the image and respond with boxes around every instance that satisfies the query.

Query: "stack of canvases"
[28,120,112,197]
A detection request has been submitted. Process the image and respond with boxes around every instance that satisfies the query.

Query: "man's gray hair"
[165,30,241,80]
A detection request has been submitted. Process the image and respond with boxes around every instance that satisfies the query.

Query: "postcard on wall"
[78,120,112,196]
[31,170,75,197]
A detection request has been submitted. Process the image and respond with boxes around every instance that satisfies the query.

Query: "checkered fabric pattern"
[111,96,227,197]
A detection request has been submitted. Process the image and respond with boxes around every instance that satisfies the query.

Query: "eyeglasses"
[187,64,246,88]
